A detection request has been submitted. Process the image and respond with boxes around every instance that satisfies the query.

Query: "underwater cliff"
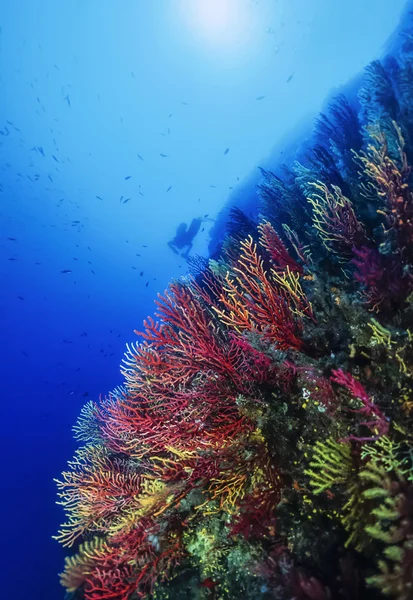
[55,10,413,600]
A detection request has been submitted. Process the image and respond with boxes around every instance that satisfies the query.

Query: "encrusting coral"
[54,14,413,600]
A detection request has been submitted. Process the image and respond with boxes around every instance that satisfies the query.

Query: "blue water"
[0,1,408,597]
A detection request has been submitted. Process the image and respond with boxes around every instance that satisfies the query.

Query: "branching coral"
[54,444,181,552]
[55,16,413,600]
[307,181,367,257]
[331,369,389,442]
[258,220,304,273]
[355,122,413,259]
[352,245,411,312]
[358,456,413,600]
[304,437,353,495]
[208,235,313,350]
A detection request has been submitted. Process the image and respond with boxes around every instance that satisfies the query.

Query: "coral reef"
[55,15,413,600]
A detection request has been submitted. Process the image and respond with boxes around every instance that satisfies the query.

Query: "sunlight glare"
[197,0,231,33]
[180,0,252,50]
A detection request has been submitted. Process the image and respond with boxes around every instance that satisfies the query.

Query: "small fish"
[82,392,89,397]
[166,186,172,192]
[123,198,131,204]
[209,185,216,188]
[286,73,294,83]
[38,146,45,156]
[181,101,188,105]
[72,220,80,224]
[140,271,143,276]
[18,296,24,300]
[64,94,71,107]
[256,95,265,100]
[91,270,95,274]
[146,281,149,287]
[120,195,124,203]
[168,113,173,118]
[132,266,136,270]
[131,71,135,79]
[96,195,103,200]
[125,175,132,180]
[48,175,53,182]
[52,155,59,162]
[160,153,168,158]
[142,245,148,248]
[60,269,72,274]
[137,154,144,161]
[139,192,144,196]
[7,237,17,241]
[204,214,209,218]
[136,253,141,257]
[224,148,229,155]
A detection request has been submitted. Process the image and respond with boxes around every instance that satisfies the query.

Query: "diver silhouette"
[168,217,203,260]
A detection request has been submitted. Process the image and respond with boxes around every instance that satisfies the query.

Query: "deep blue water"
[0,1,409,598]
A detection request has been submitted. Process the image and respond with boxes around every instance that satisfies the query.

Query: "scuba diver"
[167,217,207,260]
[168,217,202,259]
